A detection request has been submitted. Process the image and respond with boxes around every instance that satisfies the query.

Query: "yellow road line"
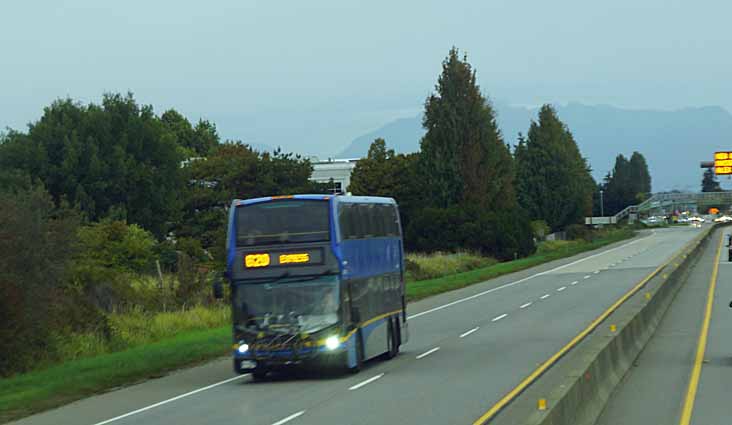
[679,231,723,425]
[473,229,710,425]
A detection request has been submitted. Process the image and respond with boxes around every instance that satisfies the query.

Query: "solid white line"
[520,302,532,309]
[406,235,650,320]
[460,327,480,338]
[584,275,591,279]
[571,281,579,285]
[557,286,566,292]
[272,410,306,425]
[348,373,385,391]
[540,294,550,300]
[492,313,508,322]
[416,347,441,359]
[91,374,249,425]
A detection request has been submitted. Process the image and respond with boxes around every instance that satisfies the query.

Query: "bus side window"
[340,203,358,240]
[358,204,372,239]
[376,204,389,237]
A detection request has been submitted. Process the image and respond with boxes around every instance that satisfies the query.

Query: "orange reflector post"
[538,398,547,410]
[610,324,617,332]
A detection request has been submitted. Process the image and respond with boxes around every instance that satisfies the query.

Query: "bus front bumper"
[233,341,347,372]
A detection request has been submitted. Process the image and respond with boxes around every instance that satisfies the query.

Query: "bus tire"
[251,367,268,381]
[383,318,398,360]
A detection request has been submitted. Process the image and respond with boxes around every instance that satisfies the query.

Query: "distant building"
[310,157,360,194]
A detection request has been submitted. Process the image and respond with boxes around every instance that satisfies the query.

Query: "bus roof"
[232,194,396,207]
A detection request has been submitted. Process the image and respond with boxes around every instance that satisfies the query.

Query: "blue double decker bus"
[224,194,407,379]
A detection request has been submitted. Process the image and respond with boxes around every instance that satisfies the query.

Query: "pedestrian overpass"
[586,191,732,225]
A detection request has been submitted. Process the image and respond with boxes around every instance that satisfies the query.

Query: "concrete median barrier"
[494,226,719,425]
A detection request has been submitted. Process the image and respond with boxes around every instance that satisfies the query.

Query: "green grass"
[0,327,230,423]
[0,227,635,423]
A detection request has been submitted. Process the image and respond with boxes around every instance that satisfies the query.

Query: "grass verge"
[0,327,230,423]
[0,227,636,423]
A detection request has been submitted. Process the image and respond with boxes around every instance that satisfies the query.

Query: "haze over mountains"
[339,103,732,192]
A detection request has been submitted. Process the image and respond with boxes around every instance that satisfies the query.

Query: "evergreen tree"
[515,105,595,231]
[161,109,219,157]
[419,47,514,211]
[629,151,652,201]
[702,168,722,192]
[602,154,635,215]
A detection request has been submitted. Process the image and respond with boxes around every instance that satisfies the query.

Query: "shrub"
[405,251,496,281]
[530,220,551,240]
[565,223,592,241]
[70,220,158,311]
[0,185,85,376]
[406,205,536,260]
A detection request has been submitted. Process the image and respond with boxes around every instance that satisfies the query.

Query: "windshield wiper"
[291,269,335,283]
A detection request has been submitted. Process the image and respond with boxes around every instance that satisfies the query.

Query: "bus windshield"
[232,275,339,334]
[236,199,330,246]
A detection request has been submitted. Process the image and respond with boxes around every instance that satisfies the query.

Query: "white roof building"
[310,157,360,194]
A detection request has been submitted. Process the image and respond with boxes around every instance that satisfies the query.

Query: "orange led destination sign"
[279,253,310,264]
[714,152,732,175]
[245,253,270,268]
[244,251,317,268]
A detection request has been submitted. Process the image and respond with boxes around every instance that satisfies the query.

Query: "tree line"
[349,48,652,254]
[0,48,651,376]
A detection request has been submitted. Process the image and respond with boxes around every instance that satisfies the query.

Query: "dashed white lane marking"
[571,281,579,285]
[91,375,249,425]
[349,373,385,391]
[584,275,591,279]
[406,235,650,320]
[540,294,550,300]
[416,347,441,359]
[557,286,567,292]
[594,270,600,274]
[460,327,480,338]
[272,411,306,425]
[492,313,508,322]
[520,302,532,309]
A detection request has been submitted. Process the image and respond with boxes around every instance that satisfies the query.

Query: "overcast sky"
[2,0,731,156]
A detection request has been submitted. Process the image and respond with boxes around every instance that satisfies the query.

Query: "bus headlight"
[325,336,340,350]
[237,343,249,354]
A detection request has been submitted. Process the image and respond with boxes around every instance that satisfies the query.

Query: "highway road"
[597,226,732,425]
[11,227,702,425]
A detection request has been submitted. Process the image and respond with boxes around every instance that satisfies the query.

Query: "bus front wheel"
[251,366,268,381]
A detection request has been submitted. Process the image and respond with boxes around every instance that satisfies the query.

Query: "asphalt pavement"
[597,226,732,425]
[10,227,702,425]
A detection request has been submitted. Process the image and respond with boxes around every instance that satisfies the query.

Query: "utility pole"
[600,190,604,217]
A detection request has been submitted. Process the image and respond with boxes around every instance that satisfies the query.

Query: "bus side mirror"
[213,277,223,300]
[729,300,732,309]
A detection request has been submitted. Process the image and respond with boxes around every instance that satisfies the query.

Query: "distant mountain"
[340,103,732,192]
[339,116,423,158]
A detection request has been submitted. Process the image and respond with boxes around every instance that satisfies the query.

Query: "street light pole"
[600,190,604,217]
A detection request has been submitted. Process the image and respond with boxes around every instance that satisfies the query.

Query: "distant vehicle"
[641,216,666,226]
[714,215,732,223]
[219,194,407,380]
